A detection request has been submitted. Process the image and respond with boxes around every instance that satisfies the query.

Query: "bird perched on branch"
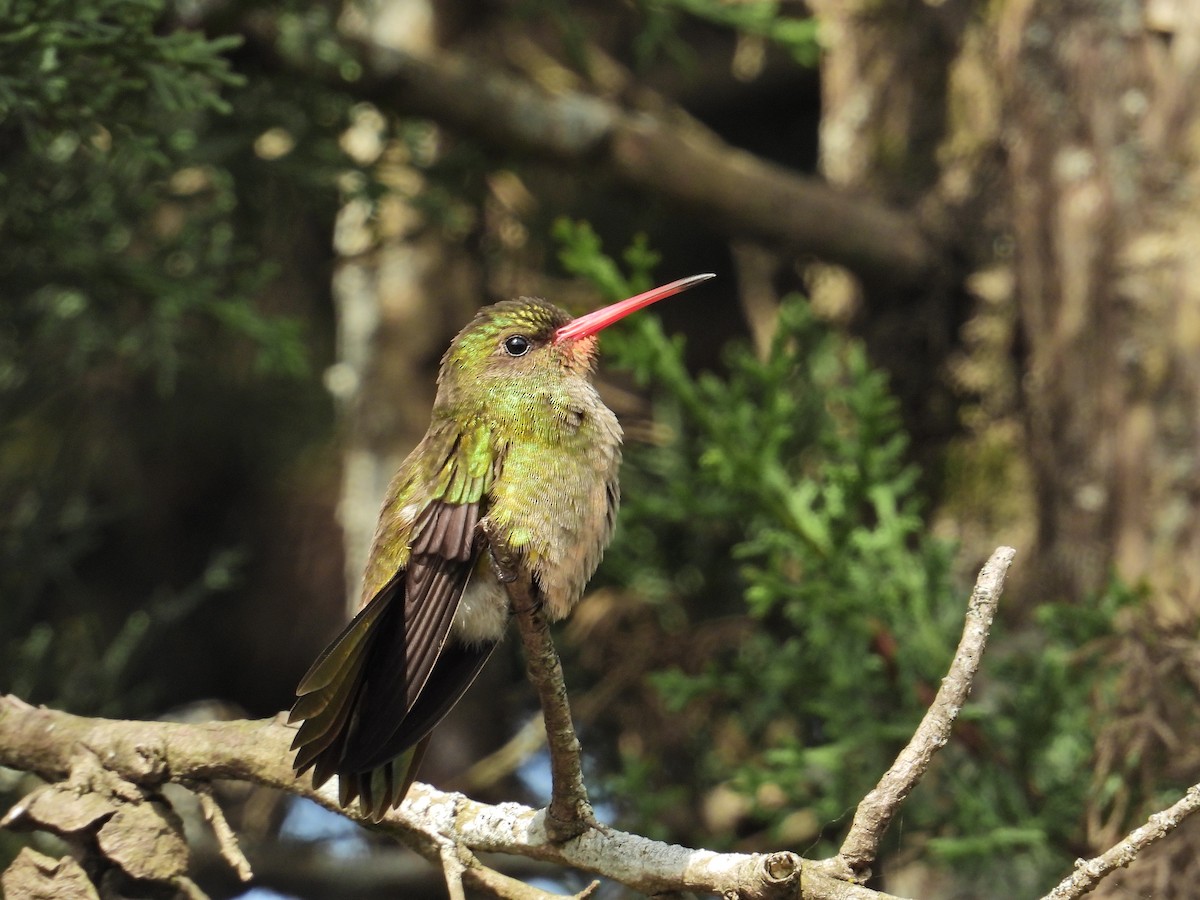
[289,273,714,820]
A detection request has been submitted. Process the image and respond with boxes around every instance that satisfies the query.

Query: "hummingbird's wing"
[333,500,486,768]
[290,426,501,819]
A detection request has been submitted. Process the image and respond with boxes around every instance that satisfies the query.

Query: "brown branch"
[825,546,1016,881]
[505,571,595,842]
[243,25,936,286]
[1040,784,1200,900]
[0,697,859,900]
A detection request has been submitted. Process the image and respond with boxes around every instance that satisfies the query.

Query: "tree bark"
[998,0,1200,889]
[1001,0,1200,606]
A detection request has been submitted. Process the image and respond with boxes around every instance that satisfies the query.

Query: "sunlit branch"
[0,696,854,899]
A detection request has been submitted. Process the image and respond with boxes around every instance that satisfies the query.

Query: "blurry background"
[3,0,1200,897]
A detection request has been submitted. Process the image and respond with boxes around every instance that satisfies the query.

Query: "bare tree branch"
[7,549,1185,899]
[825,546,1017,881]
[0,696,851,899]
[1040,784,1200,900]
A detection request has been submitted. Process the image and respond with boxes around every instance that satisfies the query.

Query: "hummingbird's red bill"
[553,273,716,343]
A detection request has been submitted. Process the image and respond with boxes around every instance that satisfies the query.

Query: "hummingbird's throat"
[553,273,716,343]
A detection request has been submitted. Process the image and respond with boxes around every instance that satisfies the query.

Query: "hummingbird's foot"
[488,543,520,584]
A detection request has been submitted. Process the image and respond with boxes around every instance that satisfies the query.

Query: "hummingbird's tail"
[291,493,495,820]
[288,573,496,821]
[330,638,496,821]
[336,740,427,822]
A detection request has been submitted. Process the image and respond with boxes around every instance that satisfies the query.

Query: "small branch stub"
[764,851,801,883]
[191,782,253,882]
[758,851,802,898]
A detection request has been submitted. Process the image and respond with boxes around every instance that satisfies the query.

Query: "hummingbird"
[289,273,715,821]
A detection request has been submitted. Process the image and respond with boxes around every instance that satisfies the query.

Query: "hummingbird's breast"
[474,378,622,624]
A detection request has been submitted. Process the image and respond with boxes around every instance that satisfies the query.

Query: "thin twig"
[466,849,599,900]
[189,782,253,883]
[1040,784,1200,900]
[505,571,595,842]
[828,546,1016,880]
[175,875,211,900]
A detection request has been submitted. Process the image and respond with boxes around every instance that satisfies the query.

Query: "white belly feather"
[452,569,510,645]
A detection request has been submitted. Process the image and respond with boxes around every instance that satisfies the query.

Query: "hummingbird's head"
[439,298,585,395]
[435,274,715,414]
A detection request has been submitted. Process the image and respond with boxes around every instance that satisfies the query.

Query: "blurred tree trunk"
[996,0,1200,888]
[807,0,979,471]
[331,1,480,605]
[332,213,479,606]
[999,0,1200,609]
[818,0,1200,888]
[331,0,514,794]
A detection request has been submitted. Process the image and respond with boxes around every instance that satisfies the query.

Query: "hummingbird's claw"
[488,544,519,584]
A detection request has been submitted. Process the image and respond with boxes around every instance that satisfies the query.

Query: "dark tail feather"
[290,554,496,818]
[291,655,368,775]
[399,736,430,800]
[341,742,424,823]
[290,584,400,786]
[335,642,495,821]
[340,639,496,773]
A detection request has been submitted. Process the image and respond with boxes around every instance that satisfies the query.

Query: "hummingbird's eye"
[503,335,531,357]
